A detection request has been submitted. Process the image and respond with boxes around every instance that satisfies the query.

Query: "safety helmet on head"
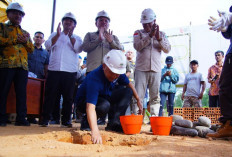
[103,50,126,74]
[6,2,25,16]
[95,10,110,22]
[140,8,156,24]
[62,12,77,24]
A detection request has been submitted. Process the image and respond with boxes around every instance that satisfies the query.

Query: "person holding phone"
[207,50,224,107]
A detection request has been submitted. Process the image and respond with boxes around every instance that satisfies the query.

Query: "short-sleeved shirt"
[184,72,204,97]
[28,46,49,79]
[76,65,129,105]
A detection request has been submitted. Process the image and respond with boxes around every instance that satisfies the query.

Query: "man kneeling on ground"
[75,49,143,144]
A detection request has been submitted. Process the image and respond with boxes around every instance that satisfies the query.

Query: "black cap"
[190,60,198,65]
[165,56,173,64]
[230,6,232,12]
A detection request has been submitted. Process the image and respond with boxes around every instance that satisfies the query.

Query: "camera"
[212,74,218,81]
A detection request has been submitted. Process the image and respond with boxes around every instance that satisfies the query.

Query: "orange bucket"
[120,114,143,135]
[150,117,172,135]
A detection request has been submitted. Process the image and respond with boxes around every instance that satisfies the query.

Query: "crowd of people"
[0,2,232,143]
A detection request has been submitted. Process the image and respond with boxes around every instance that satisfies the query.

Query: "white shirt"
[45,32,82,72]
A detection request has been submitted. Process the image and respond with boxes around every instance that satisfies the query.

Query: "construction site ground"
[0,122,232,157]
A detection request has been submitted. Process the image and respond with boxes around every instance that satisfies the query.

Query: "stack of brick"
[203,108,221,124]
[193,107,205,122]
[183,107,193,121]
[174,107,221,124]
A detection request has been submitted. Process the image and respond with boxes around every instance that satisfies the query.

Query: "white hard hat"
[62,12,77,24]
[103,50,126,74]
[140,8,156,23]
[6,2,25,16]
[95,10,110,21]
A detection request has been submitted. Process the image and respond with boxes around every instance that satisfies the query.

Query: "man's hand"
[154,24,161,40]
[136,98,143,115]
[17,33,30,44]
[68,27,76,47]
[81,64,86,69]
[149,23,156,37]
[68,29,74,38]
[86,103,102,144]
[198,93,203,100]
[164,71,171,76]
[91,130,102,144]
[149,23,161,40]
[181,94,185,101]
[208,10,232,32]
[103,29,113,43]
[99,27,105,40]
[57,22,61,36]
[209,78,216,84]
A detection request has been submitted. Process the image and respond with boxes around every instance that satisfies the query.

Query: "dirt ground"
[0,122,232,157]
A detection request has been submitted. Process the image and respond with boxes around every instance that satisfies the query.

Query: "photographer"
[207,51,224,107]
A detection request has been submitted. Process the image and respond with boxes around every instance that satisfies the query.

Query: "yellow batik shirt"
[0,21,34,70]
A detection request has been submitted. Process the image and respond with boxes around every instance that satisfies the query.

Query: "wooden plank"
[6,77,45,115]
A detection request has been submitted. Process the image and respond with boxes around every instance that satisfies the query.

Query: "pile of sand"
[0,123,231,157]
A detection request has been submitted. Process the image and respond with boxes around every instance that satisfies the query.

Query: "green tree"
[202,88,209,107]
[174,92,183,107]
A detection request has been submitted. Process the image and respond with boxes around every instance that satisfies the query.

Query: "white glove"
[208,10,232,32]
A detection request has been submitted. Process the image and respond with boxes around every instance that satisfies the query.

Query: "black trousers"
[0,68,28,123]
[219,53,232,124]
[77,85,133,125]
[42,71,76,123]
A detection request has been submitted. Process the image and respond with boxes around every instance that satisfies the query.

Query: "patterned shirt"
[207,63,223,96]
[0,21,34,70]
[28,46,49,79]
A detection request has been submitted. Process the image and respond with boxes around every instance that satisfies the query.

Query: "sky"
[16,0,231,40]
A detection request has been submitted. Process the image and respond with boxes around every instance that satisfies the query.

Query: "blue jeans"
[159,92,175,116]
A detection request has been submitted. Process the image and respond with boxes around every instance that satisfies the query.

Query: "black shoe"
[80,116,90,131]
[105,123,123,133]
[40,120,49,127]
[15,120,30,126]
[0,123,7,127]
[97,118,106,125]
[61,121,72,128]
[27,118,38,124]
[49,120,60,125]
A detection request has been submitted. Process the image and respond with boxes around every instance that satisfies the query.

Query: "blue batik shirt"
[28,46,49,79]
